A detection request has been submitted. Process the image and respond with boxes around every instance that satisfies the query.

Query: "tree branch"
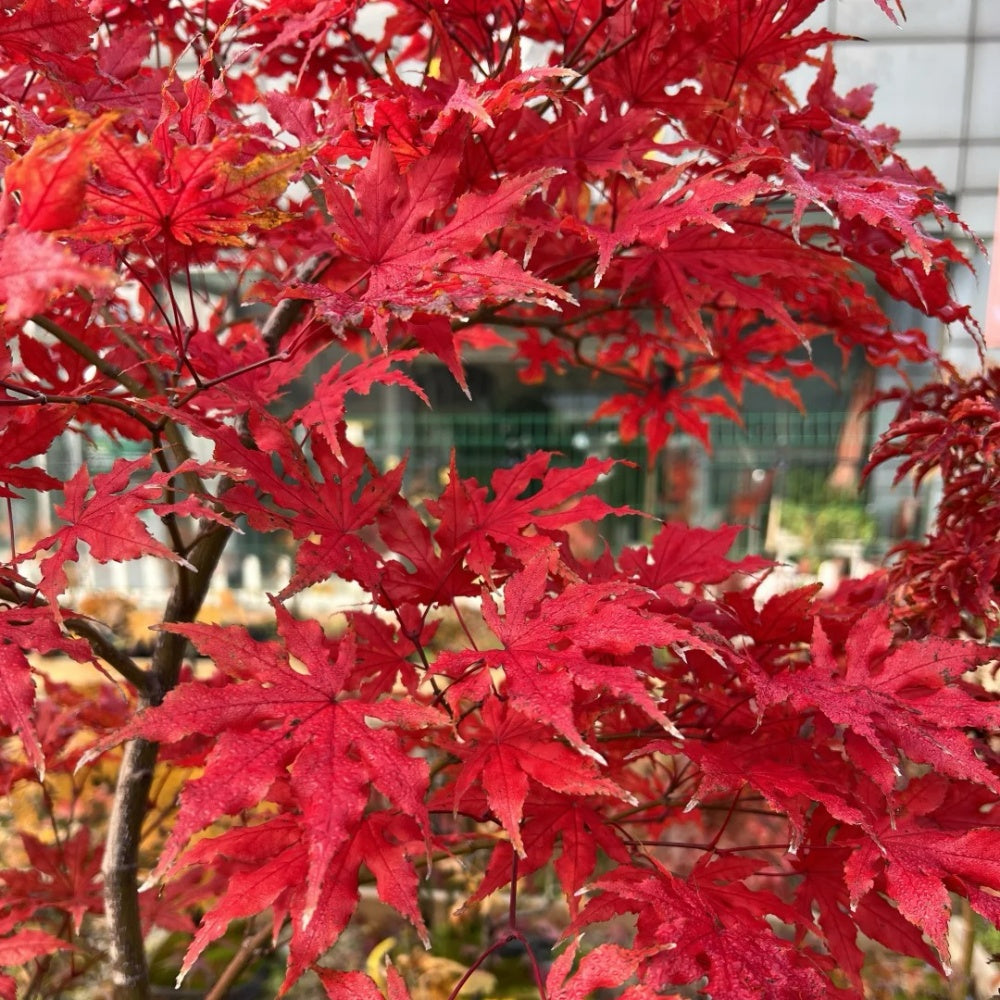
[64,617,150,695]
[260,254,331,355]
[100,272,328,1000]
[103,525,232,1000]
[0,580,149,695]
[204,923,276,1000]
[30,316,148,398]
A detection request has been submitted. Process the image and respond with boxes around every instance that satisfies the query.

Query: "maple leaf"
[872,0,904,24]
[783,161,957,273]
[0,640,44,777]
[0,830,103,933]
[845,776,1000,962]
[435,553,698,752]
[0,227,114,323]
[368,491,478,609]
[84,605,443,940]
[425,451,630,579]
[617,220,811,347]
[3,116,111,232]
[619,522,770,591]
[318,966,412,1000]
[459,786,631,916]
[586,167,765,285]
[22,456,237,610]
[751,607,1000,794]
[546,941,663,1000]
[447,699,631,857]
[865,368,1000,634]
[574,860,850,999]
[0,928,75,1000]
[0,607,92,777]
[166,814,315,989]
[719,582,823,651]
[293,349,427,458]
[311,137,567,344]
[680,714,873,837]
[707,312,816,407]
[594,377,744,457]
[0,406,67,500]
[75,130,307,250]
[0,0,95,66]
[172,810,426,994]
[212,411,404,598]
[341,609,429,700]
[73,25,165,124]
[789,813,941,989]
[708,0,841,88]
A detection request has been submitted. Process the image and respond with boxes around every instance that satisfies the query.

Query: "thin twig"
[0,575,149,694]
[30,316,147,397]
[204,923,276,1000]
[65,617,150,695]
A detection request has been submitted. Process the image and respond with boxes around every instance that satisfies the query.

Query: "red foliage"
[0,1,996,998]
[866,367,1000,637]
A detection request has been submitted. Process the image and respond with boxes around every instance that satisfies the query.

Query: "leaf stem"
[509,851,519,928]
[443,937,508,1000]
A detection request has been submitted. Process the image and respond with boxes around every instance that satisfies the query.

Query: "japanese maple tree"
[1,1,998,999]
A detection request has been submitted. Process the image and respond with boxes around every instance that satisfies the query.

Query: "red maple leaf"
[212,411,404,598]
[719,582,823,651]
[435,553,696,751]
[22,456,237,609]
[83,605,443,962]
[3,116,110,232]
[586,167,765,285]
[751,607,1000,794]
[366,491,479,610]
[318,966,412,1000]
[308,137,567,344]
[0,607,92,777]
[293,350,428,458]
[446,699,630,857]
[0,0,94,68]
[425,451,630,579]
[619,522,770,591]
[788,812,941,989]
[0,829,102,933]
[875,0,904,22]
[74,127,307,251]
[0,406,68,500]
[457,785,631,917]
[845,775,1000,962]
[546,941,662,1000]
[866,368,1000,634]
[680,712,873,837]
[575,858,850,999]
[171,809,427,993]
[0,227,114,323]
[0,928,75,1000]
